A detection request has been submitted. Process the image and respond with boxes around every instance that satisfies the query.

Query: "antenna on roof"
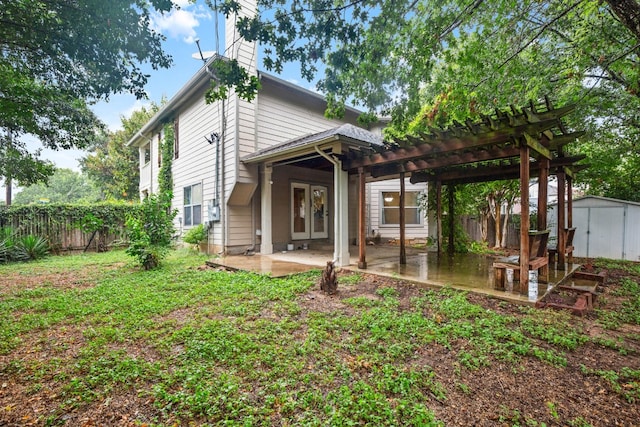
[192,38,215,63]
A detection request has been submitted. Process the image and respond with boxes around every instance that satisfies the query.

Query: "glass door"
[291,183,309,240]
[311,185,328,239]
[291,183,329,240]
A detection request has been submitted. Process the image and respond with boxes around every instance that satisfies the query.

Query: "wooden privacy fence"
[460,214,520,249]
[0,204,137,253]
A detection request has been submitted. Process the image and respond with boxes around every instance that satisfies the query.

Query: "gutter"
[314,145,341,265]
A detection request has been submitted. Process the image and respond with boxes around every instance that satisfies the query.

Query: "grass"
[0,250,638,425]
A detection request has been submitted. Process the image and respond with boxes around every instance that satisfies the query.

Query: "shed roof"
[555,195,640,208]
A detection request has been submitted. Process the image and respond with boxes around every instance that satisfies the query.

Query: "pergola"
[344,99,586,292]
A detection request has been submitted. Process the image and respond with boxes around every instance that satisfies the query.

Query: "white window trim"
[379,190,424,228]
[183,182,203,227]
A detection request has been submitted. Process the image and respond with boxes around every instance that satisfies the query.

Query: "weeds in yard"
[1,250,638,426]
[580,365,640,403]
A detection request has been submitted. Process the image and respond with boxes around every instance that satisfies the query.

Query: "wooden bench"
[493,230,550,290]
[548,227,576,264]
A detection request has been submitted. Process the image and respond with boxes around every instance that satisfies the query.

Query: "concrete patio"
[206,244,580,305]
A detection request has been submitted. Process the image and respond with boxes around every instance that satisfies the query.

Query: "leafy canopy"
[214,0,640,200]
[81,103,162,201]
[1,0,176,202]
[12,169,101,205]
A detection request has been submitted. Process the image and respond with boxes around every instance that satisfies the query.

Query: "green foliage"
[13,168,101,205]
[1,0,174,203]
[183,224,207,247]
[14,234,49,261]
[0,250,639,424]
[0,227,17,262]
[125,194,176,270]
[205,58,262,103]
[0,228,48,262]
[0,203,136,252]
[158,122,175,197]
[210,0,640,201]
[81,103,162,201]
[580,365,640,403]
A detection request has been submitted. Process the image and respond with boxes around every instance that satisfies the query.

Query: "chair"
[548,227,576,264]
[493,230,550,290]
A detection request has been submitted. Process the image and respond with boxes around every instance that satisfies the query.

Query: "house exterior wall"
[368,178,429,240]
[255,81,361,150]
[170,87,225,247]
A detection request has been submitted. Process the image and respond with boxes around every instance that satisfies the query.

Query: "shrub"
[15,235,50,261]
[0,227,17,263]
[125,194,176,270]
[183,224,207,249]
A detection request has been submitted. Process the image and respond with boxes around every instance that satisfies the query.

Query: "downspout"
[314,145,341,264]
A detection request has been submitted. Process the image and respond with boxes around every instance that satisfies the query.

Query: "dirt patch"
[1,262,639,426]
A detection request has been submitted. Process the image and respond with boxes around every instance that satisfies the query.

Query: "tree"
[81,103,162,200]
[214,0,640,200]
[1,1,176,204]
[12,169,101,205]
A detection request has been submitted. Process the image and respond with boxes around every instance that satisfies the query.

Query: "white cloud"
[153,3,212,44]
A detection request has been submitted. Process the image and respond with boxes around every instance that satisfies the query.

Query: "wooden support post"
[399,172,406,265]
[519,143,531,292]
[538,158,549,278]
[358,167,367,269]
[557,171,566,269]
[436,180,442,256]
[567,175,573,264]
[448,184,455,256]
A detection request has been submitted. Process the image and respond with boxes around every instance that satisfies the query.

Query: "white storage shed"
[549,196,640,261]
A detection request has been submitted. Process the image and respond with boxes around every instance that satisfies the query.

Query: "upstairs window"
[143,143,151,165]
[183,183,202,227]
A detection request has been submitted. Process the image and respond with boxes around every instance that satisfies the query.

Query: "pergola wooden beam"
[410,155,586,185]
[524,133,552,160]
[346,117,572,170]
[365,132,582,179]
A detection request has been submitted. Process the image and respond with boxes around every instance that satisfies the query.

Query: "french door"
[291,183,328,240]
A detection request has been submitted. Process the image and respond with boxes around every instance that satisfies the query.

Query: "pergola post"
[436,180,442,256]
[519,143,531,292]
[399,172,407,265]
[557,170,566,269]
[567,174,574,264]
[537,158,549,278]
[358,167,367,269]
[448,184,455,256]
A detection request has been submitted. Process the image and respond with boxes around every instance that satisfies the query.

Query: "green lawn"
[0,250,638,426]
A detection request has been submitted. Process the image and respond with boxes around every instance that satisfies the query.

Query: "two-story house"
[127,0,428,266]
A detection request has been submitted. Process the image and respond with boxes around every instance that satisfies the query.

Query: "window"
[143,143,151,165]
[157,134,162,167]
[183,183,202,226]
[381,191,422,225]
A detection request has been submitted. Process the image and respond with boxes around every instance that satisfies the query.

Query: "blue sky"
[45,0,310,171]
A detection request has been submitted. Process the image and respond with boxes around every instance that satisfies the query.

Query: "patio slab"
[207,245,578,304]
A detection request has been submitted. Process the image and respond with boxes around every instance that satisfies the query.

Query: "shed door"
[588,207,625,259]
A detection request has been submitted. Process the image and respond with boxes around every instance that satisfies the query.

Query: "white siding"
[171,89,224,242]
[255,83,360,150]
[368,178,428,240]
